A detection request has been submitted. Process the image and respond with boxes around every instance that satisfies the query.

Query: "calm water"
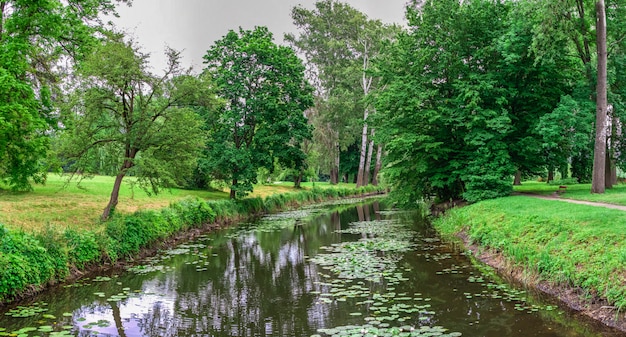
[1,198,625,337]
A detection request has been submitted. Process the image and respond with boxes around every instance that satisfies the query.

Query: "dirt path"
[518,193,626,211]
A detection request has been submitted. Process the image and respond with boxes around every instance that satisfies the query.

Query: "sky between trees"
[109,0,407,71]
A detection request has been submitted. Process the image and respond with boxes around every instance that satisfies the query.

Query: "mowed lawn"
[0,175,351,232]
[514,180,626,206]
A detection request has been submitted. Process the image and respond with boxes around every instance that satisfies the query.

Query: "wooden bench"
[557,185,567,194]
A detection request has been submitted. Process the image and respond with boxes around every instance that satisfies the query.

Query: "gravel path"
[521,193,626,211]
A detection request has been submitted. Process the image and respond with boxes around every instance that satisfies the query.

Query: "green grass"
[514,180,626,205]
[0,175,361,231]
[434,195,626,310]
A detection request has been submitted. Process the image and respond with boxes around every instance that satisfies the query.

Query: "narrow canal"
[1,198,624,336]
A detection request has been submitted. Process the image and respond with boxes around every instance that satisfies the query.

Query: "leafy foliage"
[0,0,128,190]
[374,0,593,204]
[202,26,313,198]
[60,34,211,219]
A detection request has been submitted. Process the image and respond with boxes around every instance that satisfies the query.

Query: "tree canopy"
[0,0,129,191]
[60,34,211,220]
[202,26,314,198]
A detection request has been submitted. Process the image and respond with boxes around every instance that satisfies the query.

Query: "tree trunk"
[102,171,126,221]
[514,170,522,185]
[111,304,128,337]
[356,205,365,221]
[330,148,340,185]
[102,157,134,221]
[592,0,608,194]
[0,2,5,42]
[295,171,303,188]
[560,166,568,180]
[230,178,237,199]
[356,109,369,187]
[610,114,618,186]
[372,144,383,186]
[547,169,554,183]
[605,146,613,189]
[364,129,375,185]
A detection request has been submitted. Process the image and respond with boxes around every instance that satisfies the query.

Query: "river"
[1,198,624,336]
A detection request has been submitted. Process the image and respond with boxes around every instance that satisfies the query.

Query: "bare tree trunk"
[111,304,128,337]
[604,142,613,189]
[356,109,369,187]
[0,2,5,42]
[592,0,608,194]
[356,38,373,188]
[102,157,134,221]
[547,169,554,183]
[356,205,365,221]
[295,171,303,188]
[102,172,125,221]
[330,147,340,185]
[373,201,381,220]
[372,144,383,186]
[514,170,522,186]
[364,129,375,185]
[610,114,618,186]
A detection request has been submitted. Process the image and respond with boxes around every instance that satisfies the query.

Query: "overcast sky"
[109,0,408,72]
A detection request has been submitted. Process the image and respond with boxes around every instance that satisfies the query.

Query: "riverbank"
[432,195,626,331]
[0,185,385,305]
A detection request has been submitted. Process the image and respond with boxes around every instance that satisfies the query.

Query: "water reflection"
[1,200,625,337]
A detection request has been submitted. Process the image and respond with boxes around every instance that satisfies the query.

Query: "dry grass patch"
[0,174,228,231]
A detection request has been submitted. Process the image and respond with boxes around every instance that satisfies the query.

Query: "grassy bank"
[433,195,626,310]
[0,182,385,304]
[0,174,352,231]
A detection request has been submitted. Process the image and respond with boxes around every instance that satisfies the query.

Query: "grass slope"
[434,195,626,310]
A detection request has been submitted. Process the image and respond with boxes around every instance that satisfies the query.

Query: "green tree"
[0,0,128,190]
[60,34,209,220]
[497,2,578,183]
[202,27,313,198]
[287,0,367,185]
[375,0,514,205]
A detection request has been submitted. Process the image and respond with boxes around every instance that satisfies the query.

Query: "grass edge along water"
[433,195,626,312]
[0,185,385,304]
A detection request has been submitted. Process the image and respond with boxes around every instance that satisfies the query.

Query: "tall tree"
[0,0,128,190]
[61,35,209,220]
[592,0,608,193]
[202,27,313,198]
[375,0,514,205]
[287,0,367,185]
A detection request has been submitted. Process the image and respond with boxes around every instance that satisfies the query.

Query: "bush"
[64,228,101,269]
[0,225,58,301]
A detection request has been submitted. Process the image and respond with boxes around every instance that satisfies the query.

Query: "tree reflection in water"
[68,203,367,337]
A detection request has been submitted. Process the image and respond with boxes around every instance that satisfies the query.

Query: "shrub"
[0,225,57,300]
[64,228,101,269]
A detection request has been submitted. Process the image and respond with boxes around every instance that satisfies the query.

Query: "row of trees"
[1,1,315,220]
[372,0,626,205]
[4,0,623,214]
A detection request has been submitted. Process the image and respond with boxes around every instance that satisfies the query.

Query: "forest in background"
[1,0,622,216]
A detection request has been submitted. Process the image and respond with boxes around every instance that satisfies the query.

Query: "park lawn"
[0,174,229,231]
[0,175,354,232]
[434,195,626,310]
[514,180,626,206]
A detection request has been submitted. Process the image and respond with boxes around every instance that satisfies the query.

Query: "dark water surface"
[1,198,625,337]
